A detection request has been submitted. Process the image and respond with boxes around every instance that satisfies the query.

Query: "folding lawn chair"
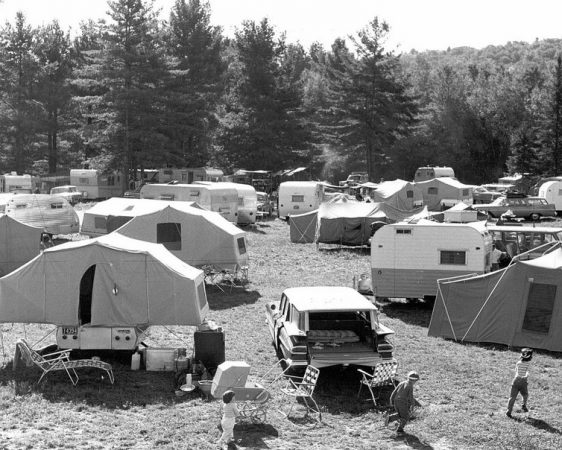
[15,339,114,386]
[357,358,398,406]
[279,365,322,421]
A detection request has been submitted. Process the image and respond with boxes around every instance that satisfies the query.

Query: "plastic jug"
[131,351,141,371]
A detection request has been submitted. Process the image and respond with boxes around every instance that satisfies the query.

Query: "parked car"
[472,186,503,204]
[49,185,83,205]
[256,191,274,217]
[265,286,395,369]
[473,195,556,220]
[123,185,142,199]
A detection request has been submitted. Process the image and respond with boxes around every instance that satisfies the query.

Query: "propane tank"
[131,351,141,370]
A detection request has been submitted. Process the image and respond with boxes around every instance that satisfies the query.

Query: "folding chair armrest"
[42,349,72,360]
[357,368,373,378]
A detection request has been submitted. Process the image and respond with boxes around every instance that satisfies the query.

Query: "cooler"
[211,361,250,399]
[194,330,225,371]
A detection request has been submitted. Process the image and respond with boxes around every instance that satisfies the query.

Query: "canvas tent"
[289,197,428,245]
[0,234,208,326]
[428,248,562,352]
[80,197,195,237]
[370,179,423,210]
[415,177,473,211]
[0,215,42,276]
[115,204,248,272]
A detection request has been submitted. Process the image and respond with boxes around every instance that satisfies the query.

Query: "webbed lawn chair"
[280,365,321,421]
[16,339,114,386]
[357,358,398,406]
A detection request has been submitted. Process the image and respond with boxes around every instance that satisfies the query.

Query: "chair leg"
[63,365,79,386]
[302,396,322,422]
[106,369,115,384]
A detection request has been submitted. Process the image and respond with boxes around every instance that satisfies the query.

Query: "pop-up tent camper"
[0,234,209,349]
[80,197,195,237]
[0,215,42,276]
[114,203,248,272]
[428,248,562,352]
[415,177,473,211]
[370,179,424,210]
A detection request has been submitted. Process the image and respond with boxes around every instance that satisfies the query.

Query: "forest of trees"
[2,0,562,188]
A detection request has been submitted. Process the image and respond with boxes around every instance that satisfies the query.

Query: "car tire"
[530,213,540,221]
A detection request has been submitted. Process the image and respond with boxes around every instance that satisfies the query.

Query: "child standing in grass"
[506,348,533,418]
[386,371,420,434]
[218,390,239,449]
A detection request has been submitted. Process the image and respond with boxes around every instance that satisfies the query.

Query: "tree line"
[1,0,562,188]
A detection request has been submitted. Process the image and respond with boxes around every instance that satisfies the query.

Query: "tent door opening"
[79,265,96,325]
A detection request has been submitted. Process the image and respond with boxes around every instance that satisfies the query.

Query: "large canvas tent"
[289,197,428,245]
[370,179,423,210]
[0,234,208,326]
[115,204,248,272]
[415,177,473,211]
[0,215,42,276]
[428,249,562,352]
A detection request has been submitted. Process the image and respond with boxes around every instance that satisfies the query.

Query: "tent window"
[123,205,134,211]
[197,282,207,310]
[440,251,466,265]
[79,265,96,325]
[292,195,305,202]
[406,190,413,198]
[523,282,556,334]
[94,216,107,230]
[428,187,438,195]
[157,222,181,251]
[237,237,247,255]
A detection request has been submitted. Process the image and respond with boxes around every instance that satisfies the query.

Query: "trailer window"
[237,237,247,255]
[406,190,413,198]
[292,195,305,202]
[51,203,63,209]
[523,282,556,334]
[160,194,175,200]
[462,189,469,196]
[157,223,181,251]
[79,178,89,184]
[396,229,412,235]
[440,250,466,265]
[428,187,438,195]
[189,191,200,197]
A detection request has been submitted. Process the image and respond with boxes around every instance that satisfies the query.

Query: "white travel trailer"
[140,183,238,223]
[70,169,124,200]
[278,181,325,220]
[413,166,455,183]
[197,182,257,225]
[4,194,80,235]
[158,167,223,184]
[371,220,493,300]
[0,173,33,193]
[538,180,562,213]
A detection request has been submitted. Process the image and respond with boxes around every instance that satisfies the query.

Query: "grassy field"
[1,218,562,449]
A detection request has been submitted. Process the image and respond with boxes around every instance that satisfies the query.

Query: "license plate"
[61,327,77,335]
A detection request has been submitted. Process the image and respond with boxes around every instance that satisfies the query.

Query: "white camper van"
[538,180,562,213]
[197,182,257,225]
[140,183,238,223]
[70,169,124,200]
[278,181,325,220]
[4,194,80,235]
[0,173,33,193]
[371,220,493,300]
[413,166,455,182]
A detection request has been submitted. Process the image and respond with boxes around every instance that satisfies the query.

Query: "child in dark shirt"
[386,371,420,433]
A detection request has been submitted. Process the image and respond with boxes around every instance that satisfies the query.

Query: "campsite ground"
[1,217,562,449]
